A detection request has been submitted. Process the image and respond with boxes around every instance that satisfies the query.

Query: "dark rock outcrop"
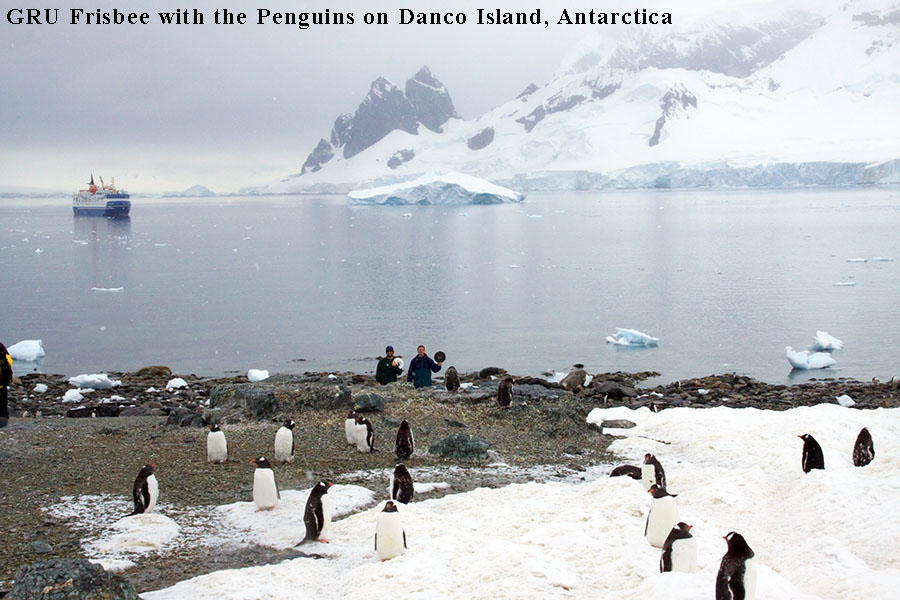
[10,558,139,600]
[429,434,491,460]
[405,65,459,133]
[343,77,419,159]
[209,376,351,419]
[300,138,335,174]
[516,83,539,100]
[467,127,495,150]
[387,149,415,169]
[649,84,697,147]
[353,392,386,413]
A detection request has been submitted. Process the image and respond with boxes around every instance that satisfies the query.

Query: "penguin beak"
[250,458,257,464]
[686,525,693,531]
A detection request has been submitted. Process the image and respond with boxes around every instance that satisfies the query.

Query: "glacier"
[347,172,524,205]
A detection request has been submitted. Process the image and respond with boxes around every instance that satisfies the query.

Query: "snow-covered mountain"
[263,0,900,193]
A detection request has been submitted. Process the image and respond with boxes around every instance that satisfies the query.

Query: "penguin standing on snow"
[853,427,874,467]
[497,377,514,408]
[716,531,757,600]
[375,500,407,561]
[301,480,334,543]
[660,522,697,573]
[355,416,375,453]
[642,453,666,491]
[444,366,460,392]
[395,420,414,460]
[274,419,295,464]
[207,424,228,463]
[345,410,359,445]
[251,456,279,511]
[390,463,414,504]
[798,433,825,473]
[131,464,159,515]
[645,484,680,548]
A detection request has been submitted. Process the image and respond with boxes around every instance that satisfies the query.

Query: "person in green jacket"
[375,346,403,385]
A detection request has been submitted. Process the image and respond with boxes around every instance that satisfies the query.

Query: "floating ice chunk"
[248,369,270,382]
[33,383,48,393]
[69,374,121,389]
[91,287,124,292]
[833,282,856,287]
[809,331,844,352]
[786,346,836,370]
[166,378,188,390]
[836,394,856,407]
[871,256,895,262]
[35,248,43,254]
[846,258,867,263]
[8,339,45,362]
[348,172,524,205]
[63,389,84,403]
[606,328,659,346]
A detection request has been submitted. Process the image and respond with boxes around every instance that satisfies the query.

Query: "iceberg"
[606,328,659,346]
[809,331,844,352]
[785,346,836,370]
[69,374,122,390]
[347,172,524,206]
[8,339,45,362]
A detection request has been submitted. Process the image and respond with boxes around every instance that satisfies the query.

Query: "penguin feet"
[318,538,329,543]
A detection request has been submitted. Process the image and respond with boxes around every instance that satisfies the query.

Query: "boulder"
[429,434,491,460]
[133,366,172,378]
[353,393,386,413]
[209,377,351,419]
[10,558,139,600]
[559,369,588,391]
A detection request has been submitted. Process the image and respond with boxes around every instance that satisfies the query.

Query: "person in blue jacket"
[407,345,443,388]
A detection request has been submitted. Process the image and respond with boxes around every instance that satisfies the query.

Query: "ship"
[72,174,131,217]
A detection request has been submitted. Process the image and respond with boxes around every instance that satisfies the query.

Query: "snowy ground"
[46,405,899,599]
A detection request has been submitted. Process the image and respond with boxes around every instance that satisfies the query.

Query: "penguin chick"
[444,366,460,392]
[207,424,227,463]
[390,463,414,504]
[274,419,295,463]
[395,420,414,460]
[131,463,158,515]
[497,377,514,408]
[798,434,825,473]
[853,427,874,467]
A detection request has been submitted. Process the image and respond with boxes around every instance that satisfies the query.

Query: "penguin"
[274,419,295,464]
[853,427,874,467]
[345,410,359,445]
[301,481,334,543]
[251,456,279,511]
[610,465,643,480]
[444,366,460,392]
[715,531,757,600]
[206,424,227,464]
[644,484,680,548]
[131,463,159,515]
[375,500,407,561]
[798,433,825,473]
[390,463,414,504]
[395,420,414,460]
[355,416,375,453]
[660,522,697,573]
[642,453,666,491]
[497,376,514,408]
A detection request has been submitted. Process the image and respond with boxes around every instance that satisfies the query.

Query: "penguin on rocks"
[207,424,227,464]
[642,453,666,491]
[853,427,874,467]
[355,416,375,453]
[390,463,414,504]
[645,484,680,548]
[375,500,407,561]
[444,366,460,392]
[345,410,359,445]
[131,464,159,515]
[798,433,825,473]
[251,456,279,511]
[300,481,334,543]
[274,419,295,464]
[716,531,757,600]
[395,420,414,460]
[497,377,514,408]
[660,522,697,573]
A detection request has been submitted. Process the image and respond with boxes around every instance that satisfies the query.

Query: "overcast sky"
[0,0,831,193]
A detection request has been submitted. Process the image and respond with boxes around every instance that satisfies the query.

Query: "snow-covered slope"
[263,0,900,193]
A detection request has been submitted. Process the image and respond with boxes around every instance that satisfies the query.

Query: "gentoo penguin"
[355,416,375,453]
[395,420,414,460]
[345,410,359,445]
[853,427,874,467]
[251,456,279,511]
[444,366,460,392]
[497,377,514,408]
[798,433,825,473]
[301,481,334,543]
[660,522,697,573]
[131,464,159,515]
[206,424,227,464]
[716,531,757,600]
[642,453,667,491]
[645,484,680,548]
[274,419,295,464]
[375,500,407,561]
[390,463,414,504]
[610,465,643,480]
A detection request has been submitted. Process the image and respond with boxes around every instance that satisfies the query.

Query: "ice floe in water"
[606,328,659,346]
[809,331,844,352]
[8,339,45,362]
[785,346,836,370]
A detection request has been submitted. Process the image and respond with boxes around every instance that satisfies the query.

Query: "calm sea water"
[1,188,898,385]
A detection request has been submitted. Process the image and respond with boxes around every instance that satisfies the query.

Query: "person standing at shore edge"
[1,342,13,427]
[407,344,442,388]
[376,346,403,385]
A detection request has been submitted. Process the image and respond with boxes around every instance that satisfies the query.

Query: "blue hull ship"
[73,175,131,217]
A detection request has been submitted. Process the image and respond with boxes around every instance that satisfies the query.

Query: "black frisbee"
[434,351,446,363]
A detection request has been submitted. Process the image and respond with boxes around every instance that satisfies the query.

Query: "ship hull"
[72,193,131,217]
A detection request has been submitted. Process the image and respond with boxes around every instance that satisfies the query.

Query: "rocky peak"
[405,65,459,133]
[342,77,418,159]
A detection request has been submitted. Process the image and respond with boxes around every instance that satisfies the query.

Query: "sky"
[0,0,843,194]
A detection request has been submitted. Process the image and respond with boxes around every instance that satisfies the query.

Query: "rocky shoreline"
[1,366,898,595]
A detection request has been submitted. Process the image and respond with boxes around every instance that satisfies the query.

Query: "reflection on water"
[73,216,132,291]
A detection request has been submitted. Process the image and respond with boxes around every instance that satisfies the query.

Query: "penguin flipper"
[403,530,407,549]
[728,576,746,600]
[374,533,377,552]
